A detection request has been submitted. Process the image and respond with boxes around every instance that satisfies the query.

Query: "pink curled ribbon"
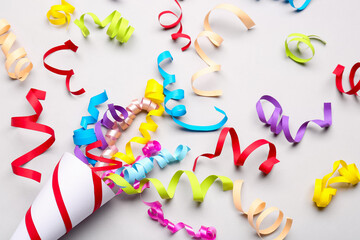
[256,95,332,143]
[144,201,216,240]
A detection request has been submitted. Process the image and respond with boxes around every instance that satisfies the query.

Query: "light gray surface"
[1,0,360,239]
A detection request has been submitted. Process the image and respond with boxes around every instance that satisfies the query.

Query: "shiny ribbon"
[288,0,311,11]
[43,40,85,95]
[333,63,360,95]
[192,4,255,97]
[0,19,33,81]
[11,89,55,183]
[145,201,216,240]
[313,160,360,208]
[74,11,134,43]
[46,0,75,26]
[158,50,228,131]
[285,34,326,63]
[158,0,191,51]
[256,95,332,143]
[233,180,293,239]
[193,127,279,175]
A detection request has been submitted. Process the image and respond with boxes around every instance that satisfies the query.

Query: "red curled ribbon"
[43,40,85,95]
[193,127,279,174]
[86,140,123,171]
[333,63,360,95]
[11,88,56,182]
[158,0,191,51]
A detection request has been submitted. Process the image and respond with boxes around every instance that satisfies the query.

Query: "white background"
[1,0,360,239]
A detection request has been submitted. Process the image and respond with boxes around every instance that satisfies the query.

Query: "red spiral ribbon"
[11,88,56,183]
[193,127,279,174]
[86,140,123,172]
[43,40,85,95]
[333,63,360,95]
[158,0,191,51]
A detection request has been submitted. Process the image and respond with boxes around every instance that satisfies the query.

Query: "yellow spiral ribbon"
[105,170,233,202]
[313,160,360,208]
[0,19,33,81]
[112,79,165,164]
[46,0,75,26]
[74,10,134,43]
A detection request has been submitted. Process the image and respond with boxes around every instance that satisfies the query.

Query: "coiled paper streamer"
[11,89,55,182]
[74,10,134,43]
[158,50,228,131]
[43,40,85,95]
[193,127,279,175]
[192,4,255,97]
[256,95,332,143]
[0,19,33,81]
[313,160,360,208]
[233,180,293,239]
[288,0,311,11]
[333,63,360,95]
[285,33,326,63]
[145,201,216,240]
[158,0,191,51]
[47,0,75,26]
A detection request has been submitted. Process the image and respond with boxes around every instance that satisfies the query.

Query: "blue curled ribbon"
[157,51,228,131]
[117,144,190,184]
[289,0,311,11]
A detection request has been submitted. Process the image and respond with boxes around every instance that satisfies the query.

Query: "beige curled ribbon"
[0,19,33,81]
[192,4,255,97]
[233,180,293,239]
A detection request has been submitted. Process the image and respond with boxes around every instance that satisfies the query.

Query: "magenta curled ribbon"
[256,95,332,143]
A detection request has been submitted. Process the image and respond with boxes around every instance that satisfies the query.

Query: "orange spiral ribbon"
[0,19,33,81]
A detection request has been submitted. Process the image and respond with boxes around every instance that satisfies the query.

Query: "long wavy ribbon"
[233,180,293,239]
[47,0,75,26]
[43,40,85,95]
[11,89,55,183]
[288,0,311,11]
[0,19,33,81]
[256,95,332,143]
[193,127,279,174]
[285,33,326,63]
[158,51,228,131]
[158,0,191,51]
[313,160,360,208]
[192,4,255,97]
[74,11,134,43]
[145,201,216,240]
[333,63,360,95]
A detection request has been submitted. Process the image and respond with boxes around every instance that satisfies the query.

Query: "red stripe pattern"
[25,207,41,240]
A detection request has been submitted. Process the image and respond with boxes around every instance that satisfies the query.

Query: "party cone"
[11,152,115,240]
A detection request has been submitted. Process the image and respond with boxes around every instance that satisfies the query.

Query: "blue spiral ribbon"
[289,0,311,11]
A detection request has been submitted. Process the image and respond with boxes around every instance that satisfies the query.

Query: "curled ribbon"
[145,201,216,240]
[11,89,56,182]
[158,50,228,131]
[193,127,279,175]
[256,95,332,143]
[74,11,134,43]
[43,40,85,95]
[46,0,75,26]
[288,0,311,11]
[158,0,191,51]
[333,63,360,95]
[233,180,293,239]
[285,33,326,63]
[0,19,33,81]
[192,4,255,97]
[313,160,360,208]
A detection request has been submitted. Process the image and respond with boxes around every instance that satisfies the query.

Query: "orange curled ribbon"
[0,19,33,81]
[47,0,75,26]
[192,4,255,97]
[233,180,293,239]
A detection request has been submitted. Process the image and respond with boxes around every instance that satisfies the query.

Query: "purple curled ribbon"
[256,95,332,143]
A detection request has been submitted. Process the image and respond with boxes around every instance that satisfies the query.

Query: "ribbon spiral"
[46,0,75,26]
[333,63,360,95]
[288,0,311,11]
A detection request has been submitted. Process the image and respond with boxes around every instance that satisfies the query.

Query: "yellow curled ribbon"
[105,170,233,202]
[192,4,255,97]
[0,19,33,81]
[46,0,75,26]
[285,33,326,63]
[74,10,134,43]
[313,160,360,208]
[233,180,293,239]
[112,79,165,164]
